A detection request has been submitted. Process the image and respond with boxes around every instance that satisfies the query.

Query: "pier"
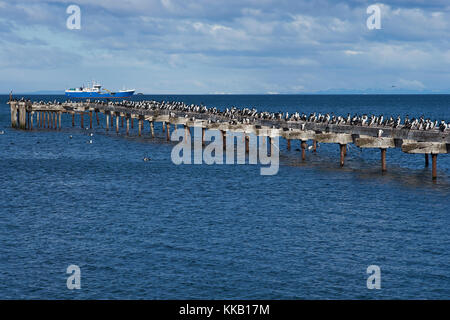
[7,98,449,180]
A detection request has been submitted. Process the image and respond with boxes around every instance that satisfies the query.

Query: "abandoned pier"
[7,99,450,180]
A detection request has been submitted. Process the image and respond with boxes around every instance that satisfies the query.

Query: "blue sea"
[0,94,449,299]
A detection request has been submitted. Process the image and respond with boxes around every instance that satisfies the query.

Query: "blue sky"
[1,0,450,93]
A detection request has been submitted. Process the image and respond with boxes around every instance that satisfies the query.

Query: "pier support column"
[166,123,170,141]
[222,131,226,150]
[89,111,93,129]
[18,102,26,130]
[425,154,429,167]
[202,128,206,146]
[162,121,166,132]
[301,140,307,161]
[36,112,40,128]
[54,112,57,129]
[9,101,17,128]
[432,154,437,180]
[106,113,110,131]
[339,144,346,167]
[116,114,119,133]
[121,115,124,128]
[381,148,387,172]
[58,112,61,129]
[30,112,33,130]
[72,113,75,127]
[126,117,130,135]
[287,139,291,151]
[96,110,100,126]
[80,113,84,128]
[150,121,154,138]
[268,137,272,155]
[139,119,142,137]
[313,140,317,153]
[50,112,53,129]
[131,118,134,129]
[245,135,249,153]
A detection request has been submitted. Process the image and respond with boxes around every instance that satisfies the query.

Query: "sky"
[1,0,450,94]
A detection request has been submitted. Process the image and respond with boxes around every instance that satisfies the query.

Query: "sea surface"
[0,94,449,299]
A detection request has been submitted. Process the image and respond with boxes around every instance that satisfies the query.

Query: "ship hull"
[65,90,135,98]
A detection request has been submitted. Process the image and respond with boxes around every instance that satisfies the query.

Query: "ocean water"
[0,94,449,299]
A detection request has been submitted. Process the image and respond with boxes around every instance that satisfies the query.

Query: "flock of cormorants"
[29,98,450,132]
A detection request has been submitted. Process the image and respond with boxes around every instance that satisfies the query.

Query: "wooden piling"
[126,117,130,135]
[432,154,437,180]
[121,115,124,128]
[150,121,154,138]
[116,114,119,133]
[72,113,75,127]
[58,112,61,129]
[287,139,291,151]
[162,121,166,132]
[89,111,93,129]
[245,135,249,153]
[138,119,142,137]
[106,113,110,131]
[80,113,84,128]
[18,102,26,129]
[268,137,272,155]
[131,118,134,129]
[166,123,170,141]
[96,110,100,125]
[313,140,317,152]
[381,148,387,172]
[301,140,307,161]
[340,144,346,167]
[222,131,226,150]
[425,154,429,167]
[9,101,17,128]
[202,128,206,146]
[54,112,57,129]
